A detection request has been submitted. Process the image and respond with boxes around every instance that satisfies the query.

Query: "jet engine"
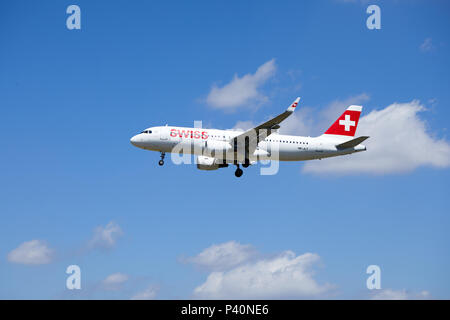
[196,156,228,171]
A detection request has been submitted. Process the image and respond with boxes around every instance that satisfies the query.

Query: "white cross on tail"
[339,114,355,131]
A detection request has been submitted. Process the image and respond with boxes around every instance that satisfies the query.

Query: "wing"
[231,97,300,158]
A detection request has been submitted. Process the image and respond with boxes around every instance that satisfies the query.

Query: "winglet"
[287,97,300,112]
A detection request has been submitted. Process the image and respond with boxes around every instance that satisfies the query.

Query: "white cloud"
[102,273,129,290]
[370,289,431,300]
[186,241,256,271]
[88,221,123,250]
[232,120,256,132]
[420,38,434,53]
[303,100,450,174]
[130,286,158,300]
[191,243,333,299]
[206,59,276,110]
[7,240,54,265]
[280,107,316,136]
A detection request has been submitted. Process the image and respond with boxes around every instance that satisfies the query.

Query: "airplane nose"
[130,135,141,147]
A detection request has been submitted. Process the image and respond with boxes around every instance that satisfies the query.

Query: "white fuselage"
[130,126,366,163]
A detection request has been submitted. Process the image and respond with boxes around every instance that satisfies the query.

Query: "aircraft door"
[160,127,168,140]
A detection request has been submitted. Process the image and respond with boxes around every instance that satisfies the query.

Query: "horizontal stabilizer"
[336,136,369,150]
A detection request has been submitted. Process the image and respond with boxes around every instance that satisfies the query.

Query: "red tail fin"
[324,105,362,137]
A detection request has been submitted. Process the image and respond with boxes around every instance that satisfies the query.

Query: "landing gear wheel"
[235,168,243,177]
[242,162,250,168]
[159,152,165,166]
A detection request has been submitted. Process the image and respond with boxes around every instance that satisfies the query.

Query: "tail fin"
[323,105,362,137]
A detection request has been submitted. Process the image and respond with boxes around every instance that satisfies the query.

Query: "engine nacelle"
[196,155,219,170]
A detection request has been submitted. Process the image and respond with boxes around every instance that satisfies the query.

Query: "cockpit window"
[141,130,152,134]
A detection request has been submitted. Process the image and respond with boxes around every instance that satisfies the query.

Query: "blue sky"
[1,0,449,299]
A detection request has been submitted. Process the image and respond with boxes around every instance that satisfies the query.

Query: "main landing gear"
[234,164,243,178]
[158,152,165,166]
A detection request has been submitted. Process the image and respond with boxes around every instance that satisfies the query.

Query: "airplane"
[130,98,368,177]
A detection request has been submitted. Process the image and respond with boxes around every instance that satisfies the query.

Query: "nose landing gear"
[159,152,165,166]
